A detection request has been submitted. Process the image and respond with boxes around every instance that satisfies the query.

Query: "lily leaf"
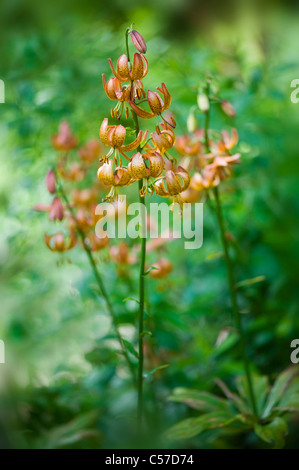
[254,417,288,449]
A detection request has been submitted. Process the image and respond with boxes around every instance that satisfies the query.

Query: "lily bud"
[197,93,209,112]
[49,197,64,221]
[130,30,147,54]
[187,112,197,133]
[46,170,56,194]
[221,100,236,118]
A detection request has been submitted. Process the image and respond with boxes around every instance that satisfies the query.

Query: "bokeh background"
[0,0,299,448]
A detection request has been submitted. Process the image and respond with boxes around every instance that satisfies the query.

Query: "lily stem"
[203,81,258,418]
[127,25,147,429]
[56,176,136,385]
[213,186,258,417]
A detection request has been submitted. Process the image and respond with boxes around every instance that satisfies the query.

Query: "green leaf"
[123,339,139,359]
[123,297,140,304]
[235,275,266,288]
[144,364,169,378]
[167,412,243,441]
[143,266,158,276]
[140,330,152,338]
[237,375,269,416]
[215,378,251,415]
[43,411,99,449]
[262,367,299,418]
[254,417,288,449]
[169,388,233,413]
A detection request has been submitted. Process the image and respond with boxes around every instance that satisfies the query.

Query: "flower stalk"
[56,174,136,384]
[203,81,258,418]
[128,29,147,430]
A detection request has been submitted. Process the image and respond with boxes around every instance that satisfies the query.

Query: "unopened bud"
[221,100,236,118]
[187,112,197,133]
[197,94,209,112]
[49,197,64,221]
[130,30,147,54]
[46,170,56,194]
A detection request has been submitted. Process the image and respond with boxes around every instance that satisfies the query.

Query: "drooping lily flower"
[99,118,144,165]
[128,152,164,180]
[97,160,132,200]
[154,166,190,197]
[149,258,173,279]
[79,140,101,163]
[52,122,77,151]
[84,232,109,251]
[108,53,148,82]
[129,83,171,119]
[147,122,176,155]
[44,231,76,252]
[204,153,241,185]
[102,75,135,119]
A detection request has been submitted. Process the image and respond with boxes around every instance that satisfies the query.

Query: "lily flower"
[129,83,171,120]
[154,166,190,197]
[79,140,101,163]
[99,118,144,165]
[212,128,238,154]
[44,231,76,252]
[149,258,173,279]
[108,53,148,82]
[147,122,176,155]
[84,232,109,251]
[102,75,136,119]
[52,122,77,151]
[128,152,164,180]
[204,153,241,185]
[97,160,131,200]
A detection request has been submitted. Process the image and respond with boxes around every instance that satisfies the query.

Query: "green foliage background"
[0,0,298,448]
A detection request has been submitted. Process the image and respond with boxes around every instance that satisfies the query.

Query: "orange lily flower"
[128,152,164,180]
[44,232,76,252]
[79,140,101,163]
[149,258,173,279]
[154,166,190,197]
[52,122,77,151]
[108,53,148,82]
[129,83,171,119]
[99,118,144,164]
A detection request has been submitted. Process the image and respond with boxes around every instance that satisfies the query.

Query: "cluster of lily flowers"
[176,126,241,203]
[35,28,241,281]
[35,118,174,278]
[34,121,107,253]
[97,29,191,205]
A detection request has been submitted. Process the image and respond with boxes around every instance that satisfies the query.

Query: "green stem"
[56,178,136,384]
[203,81,258,417]
[213,187,258,417]
[133,111,146,428]
[126,26,147,425]
[137,179,146,429]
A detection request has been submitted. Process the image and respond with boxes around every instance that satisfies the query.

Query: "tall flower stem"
[56,177,136,384]
[203,82,258,417]
[126,28,147,429]
[132,105,147,429]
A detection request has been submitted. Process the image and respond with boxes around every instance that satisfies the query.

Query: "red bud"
[46,170,56,194]
[130,30,147,54]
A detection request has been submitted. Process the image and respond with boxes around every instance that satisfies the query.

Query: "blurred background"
[0,0,299,448]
